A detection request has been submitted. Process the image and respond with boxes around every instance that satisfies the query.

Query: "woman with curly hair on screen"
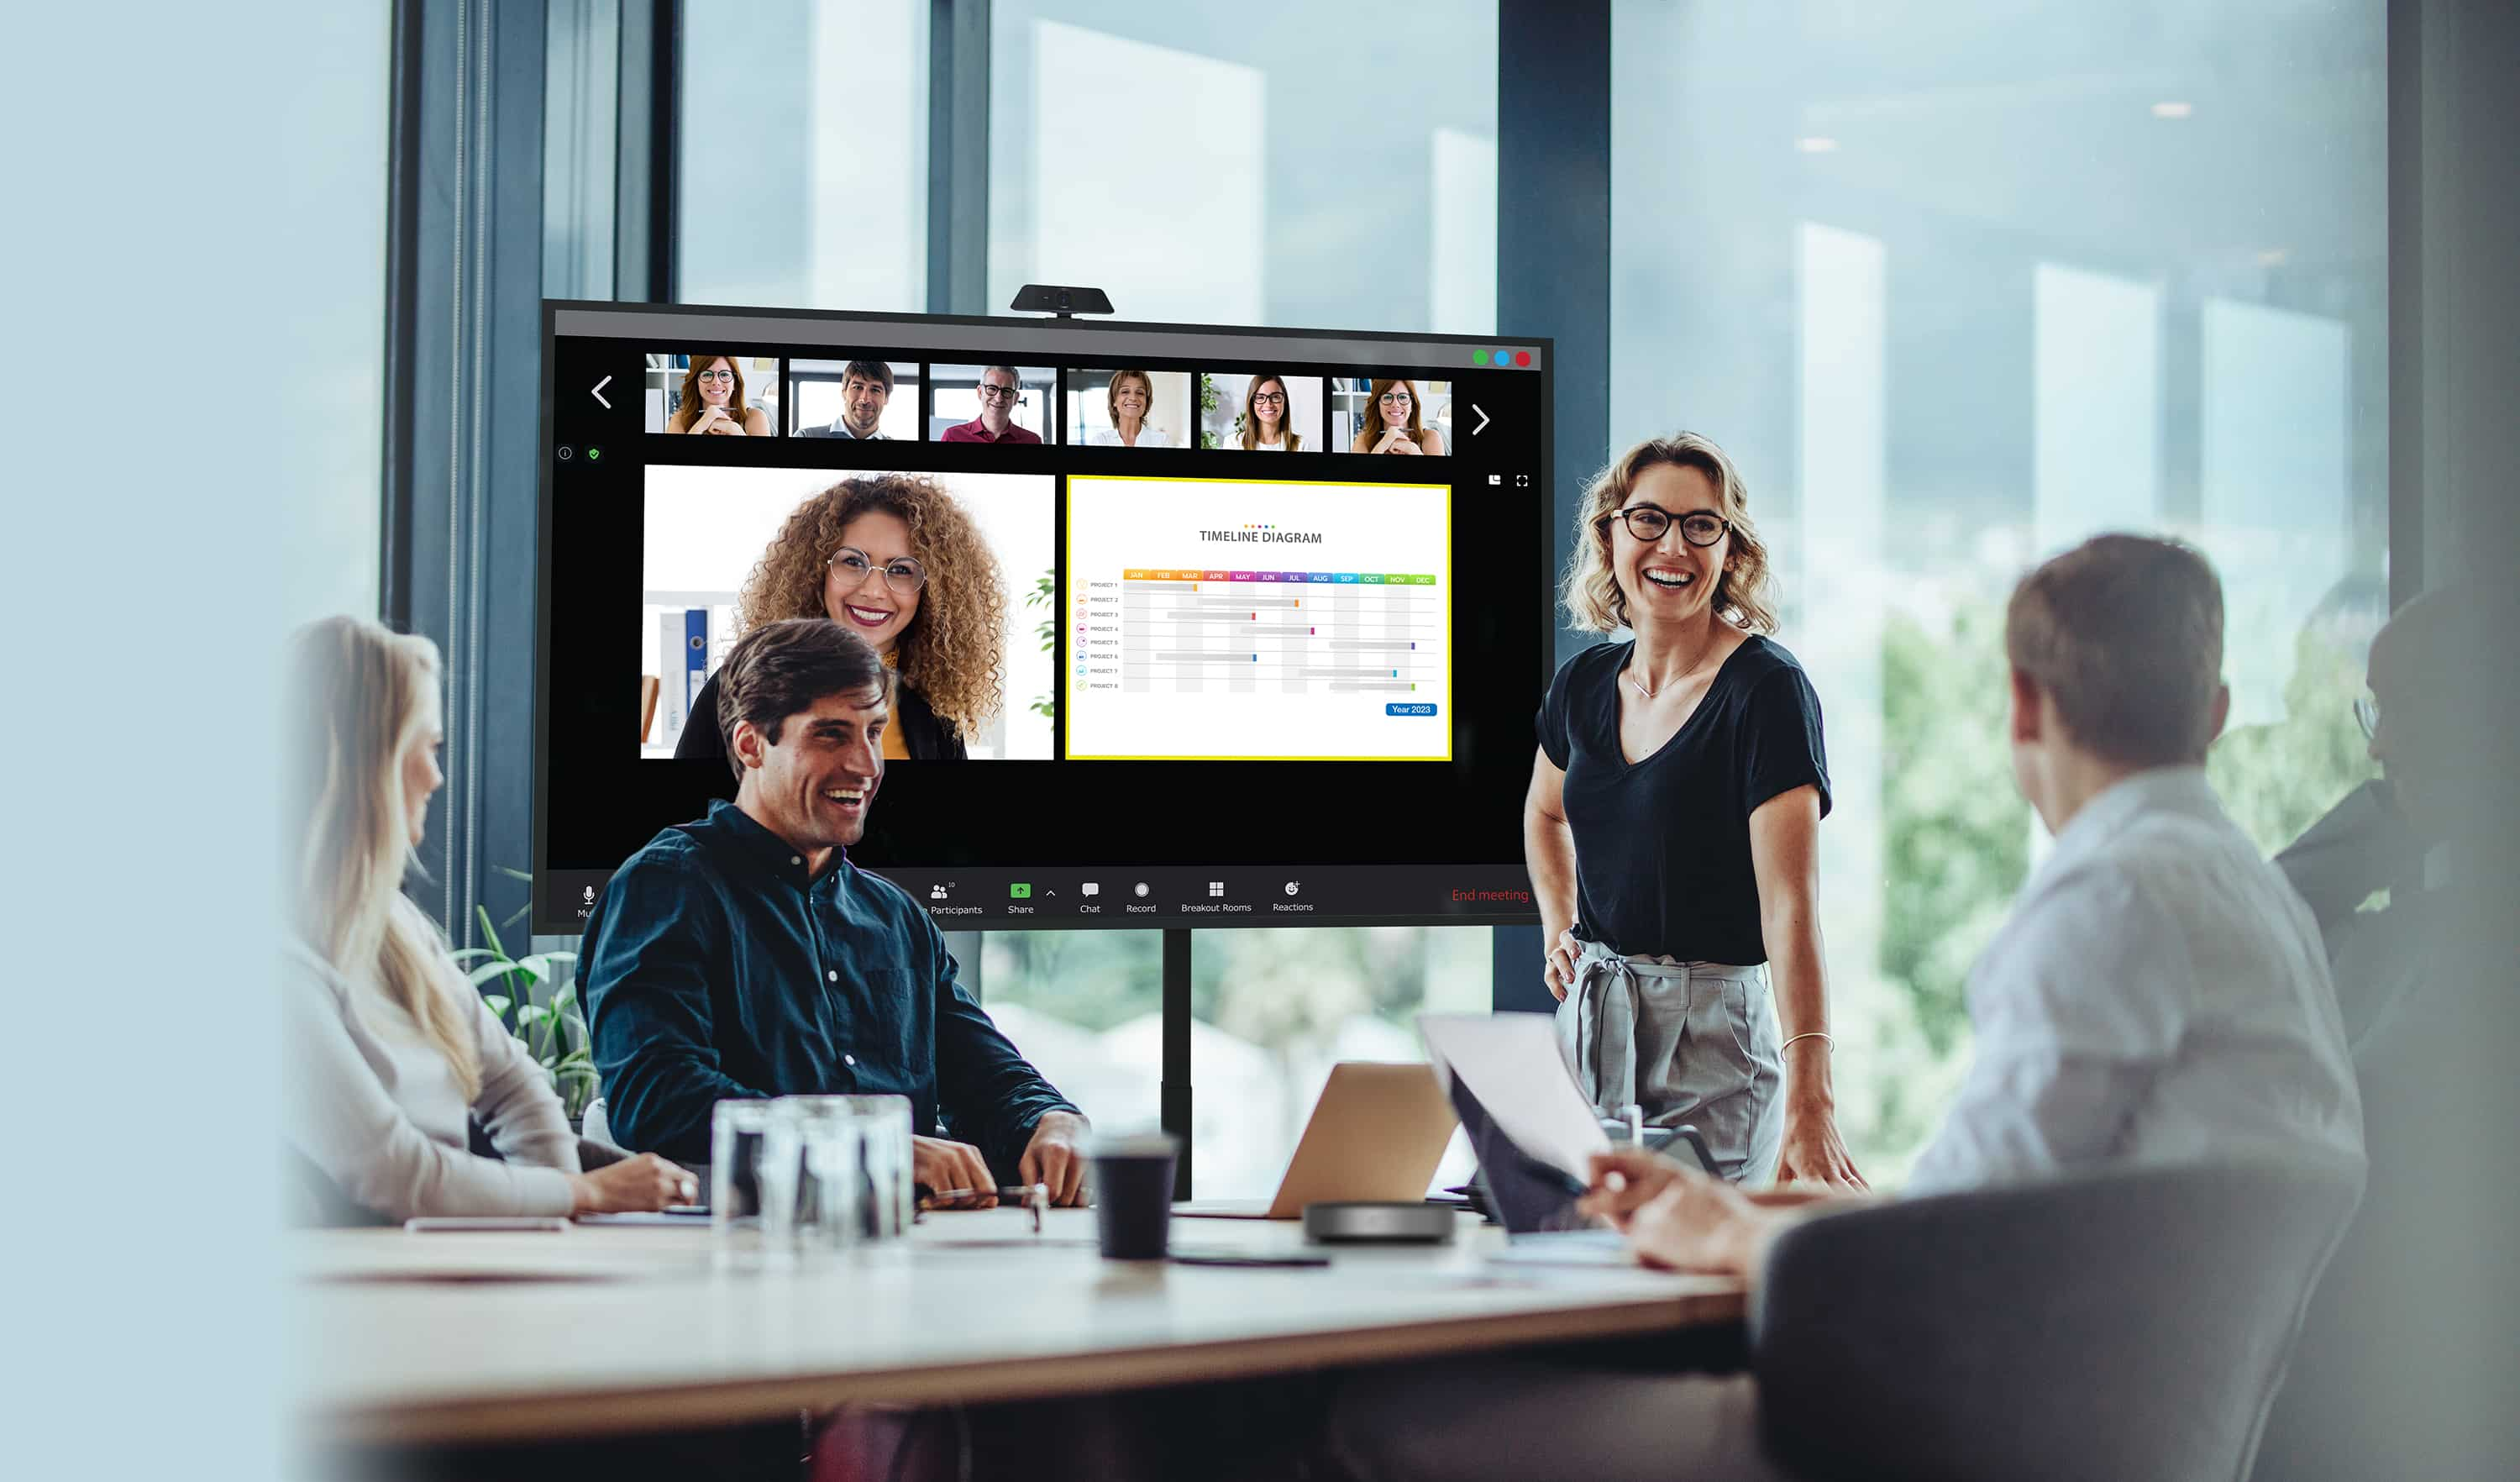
[675,473,1005,762]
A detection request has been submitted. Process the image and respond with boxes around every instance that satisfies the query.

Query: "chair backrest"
[1751,1161,2360,1482]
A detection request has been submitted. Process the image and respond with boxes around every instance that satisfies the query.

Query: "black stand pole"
[1161,928,1193,1200]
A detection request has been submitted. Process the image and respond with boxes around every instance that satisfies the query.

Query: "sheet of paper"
[1415,1012,1612,1180]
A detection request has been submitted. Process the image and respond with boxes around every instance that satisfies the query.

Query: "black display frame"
[534,298,1556,935]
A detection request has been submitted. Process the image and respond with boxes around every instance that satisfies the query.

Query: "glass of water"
[709,1100,780,1246]
[781,1094,915,1253]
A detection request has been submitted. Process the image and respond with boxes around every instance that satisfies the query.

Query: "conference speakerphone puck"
[1302,1201,1457,1244]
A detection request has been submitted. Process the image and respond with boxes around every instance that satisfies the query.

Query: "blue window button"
[1385,702,1437,717]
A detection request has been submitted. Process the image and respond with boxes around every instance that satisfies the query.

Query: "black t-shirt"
[1536,634,1831,964]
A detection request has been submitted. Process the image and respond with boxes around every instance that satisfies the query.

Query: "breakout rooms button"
[1385,702,1438,717]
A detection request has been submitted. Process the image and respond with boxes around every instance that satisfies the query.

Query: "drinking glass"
[710,1100,779,1240]
[781,1094,915,1254]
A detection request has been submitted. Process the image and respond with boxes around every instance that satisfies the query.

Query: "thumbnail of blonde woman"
[1089,368,1173,448]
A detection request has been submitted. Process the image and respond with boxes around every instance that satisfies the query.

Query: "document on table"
[1415,1012,1611,1180]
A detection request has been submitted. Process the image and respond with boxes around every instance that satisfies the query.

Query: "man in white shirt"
[1324,534,2365,1482]
[798,359,895,439]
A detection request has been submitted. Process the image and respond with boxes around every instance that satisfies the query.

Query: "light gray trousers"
[1555,938,1783,1183]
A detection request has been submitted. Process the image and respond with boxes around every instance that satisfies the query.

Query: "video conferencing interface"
[537,302,1550,932]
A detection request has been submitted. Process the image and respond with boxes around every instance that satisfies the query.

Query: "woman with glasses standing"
[675,473,1005,763]
[1527,433,1863,1188]
[1350,377,1446,455]
[668,353,771,436]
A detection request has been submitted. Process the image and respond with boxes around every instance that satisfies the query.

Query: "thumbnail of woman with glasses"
[668,354,773,436]
[674,474,1006,762]
[1351,377,1446,456]
[1236,372,1303,452]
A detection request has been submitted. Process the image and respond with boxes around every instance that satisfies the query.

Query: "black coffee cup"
[1088,1131,1179,1260]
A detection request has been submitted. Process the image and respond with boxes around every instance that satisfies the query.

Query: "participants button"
[1384,702,1438,717]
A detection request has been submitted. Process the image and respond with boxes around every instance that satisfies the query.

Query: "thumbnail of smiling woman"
[675,473,1005,762]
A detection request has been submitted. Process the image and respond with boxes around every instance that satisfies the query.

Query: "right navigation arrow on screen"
[1471,404,1489,435]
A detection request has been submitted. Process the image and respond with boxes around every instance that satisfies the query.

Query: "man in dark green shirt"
[584,618,1088,1204]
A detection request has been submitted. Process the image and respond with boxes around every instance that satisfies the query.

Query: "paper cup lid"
[1086,1129,1180,1158]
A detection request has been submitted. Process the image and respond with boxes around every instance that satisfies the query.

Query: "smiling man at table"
[583,618,1089,1206]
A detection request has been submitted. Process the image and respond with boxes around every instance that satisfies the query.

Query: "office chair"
[1750,1161,2360,1482]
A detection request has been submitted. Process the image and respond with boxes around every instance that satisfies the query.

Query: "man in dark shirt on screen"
[583,618,1089,1205]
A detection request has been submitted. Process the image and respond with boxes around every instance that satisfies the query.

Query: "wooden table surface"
[297,1208,1744,1446]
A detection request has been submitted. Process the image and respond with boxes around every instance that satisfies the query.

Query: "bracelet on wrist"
[1779,1030,1835,1054]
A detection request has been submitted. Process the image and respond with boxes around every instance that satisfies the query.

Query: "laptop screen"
[1443,1075,1599,1236]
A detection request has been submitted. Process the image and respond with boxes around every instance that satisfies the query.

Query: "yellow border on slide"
[1064,474,1453,762]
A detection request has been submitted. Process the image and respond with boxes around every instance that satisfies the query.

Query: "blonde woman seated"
[669,354,772,436]
[284,616,695,1222]
[1236,372,1303,451]
[1349,378,1446,455]
[1085,368,1173,447]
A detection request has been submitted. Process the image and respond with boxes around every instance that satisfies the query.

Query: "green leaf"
[517,953,576,981]
[482,994,514,1017]
[474,905,509,962]
[468,959,524,988]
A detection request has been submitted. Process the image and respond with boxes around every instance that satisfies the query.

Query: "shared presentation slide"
[1063,475,1452,761]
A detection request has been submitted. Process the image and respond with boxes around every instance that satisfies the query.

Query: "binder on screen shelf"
[682,607,710,733]
[653,611,690,752]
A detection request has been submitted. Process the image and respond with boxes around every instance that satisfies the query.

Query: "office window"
[1610,0,2388,1180]
[988,1,1499,334]
[677,1,929,310]
[543,0,619,299]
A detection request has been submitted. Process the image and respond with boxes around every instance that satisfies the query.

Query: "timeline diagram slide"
[1064,476,1452,760]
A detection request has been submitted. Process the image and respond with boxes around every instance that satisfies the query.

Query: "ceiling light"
[2150,101,2193,119]
[1795,136,1840,153]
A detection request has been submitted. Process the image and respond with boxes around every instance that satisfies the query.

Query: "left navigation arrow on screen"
[591,375,613,409]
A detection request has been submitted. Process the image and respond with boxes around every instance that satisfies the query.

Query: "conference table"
[297,1208,1746,1447]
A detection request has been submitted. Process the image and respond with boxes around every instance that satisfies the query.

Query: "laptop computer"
[1173,1062,1460,1219]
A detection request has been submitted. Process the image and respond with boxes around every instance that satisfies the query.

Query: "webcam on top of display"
[1010,283,1115,319]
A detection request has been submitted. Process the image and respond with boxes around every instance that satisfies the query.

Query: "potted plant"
[449,906,599,1127]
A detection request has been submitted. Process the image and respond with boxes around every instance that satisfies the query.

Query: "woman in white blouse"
[1236,371,1301,451]
[283,616,694,1222]
[1086,368,1173,447]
